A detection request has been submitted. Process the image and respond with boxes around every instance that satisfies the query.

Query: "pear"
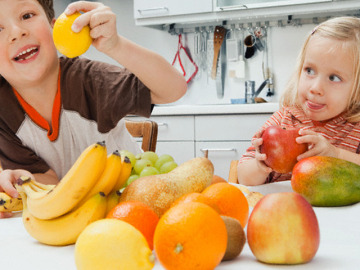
[119,157,214,217]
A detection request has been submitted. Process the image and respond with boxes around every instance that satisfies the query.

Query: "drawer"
[134,0,212,19]
[196,141,251,180]
[150,116,194,141]
[195,114,271,141]
[156,141,195,166]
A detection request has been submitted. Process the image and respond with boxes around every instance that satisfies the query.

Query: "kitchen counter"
[1,181,359,270]
[151,103,279,116]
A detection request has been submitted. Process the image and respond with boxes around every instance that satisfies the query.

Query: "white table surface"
[1,181,359,270]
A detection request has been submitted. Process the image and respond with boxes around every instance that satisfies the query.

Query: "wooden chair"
[228,160,239,184]
[125,120,158,152]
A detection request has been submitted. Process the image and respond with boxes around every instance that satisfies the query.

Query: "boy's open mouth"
[13,47,39,62]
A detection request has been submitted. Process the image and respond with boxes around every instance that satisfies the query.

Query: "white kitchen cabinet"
[126,110,273,180]
[195,114,270,141]
[156,141,195,165]
[214,0,332,11]
[126,115,195,166]
[194,114,271,179]
[146,115,195,166]
[134,0,360,26]
[196,141,249,178]
[153,116,194,141]
[133,0,213,19]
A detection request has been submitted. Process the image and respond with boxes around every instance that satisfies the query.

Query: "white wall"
[55,0,315,105]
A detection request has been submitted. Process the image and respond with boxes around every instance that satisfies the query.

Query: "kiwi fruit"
[221,215,246,261]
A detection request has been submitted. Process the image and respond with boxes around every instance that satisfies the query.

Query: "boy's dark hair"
[37,0,55,22]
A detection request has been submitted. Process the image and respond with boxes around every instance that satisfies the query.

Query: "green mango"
[291,156,360,206]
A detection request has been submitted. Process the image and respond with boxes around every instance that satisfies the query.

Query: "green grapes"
[140,151,158,165]
[134,159,152,175]
[155,154,175,170]
[140,166,160,177]
[159,161,178,174]
[121,151,178,186]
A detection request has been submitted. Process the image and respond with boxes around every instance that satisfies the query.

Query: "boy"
[0,0,187,217]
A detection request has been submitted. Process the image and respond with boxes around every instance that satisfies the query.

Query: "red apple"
[260,126,307,173]
[247,192,320,264]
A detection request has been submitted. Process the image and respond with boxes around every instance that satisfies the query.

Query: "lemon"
[75,219,155,270]
[53,12,92,58]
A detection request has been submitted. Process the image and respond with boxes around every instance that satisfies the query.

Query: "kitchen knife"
[216,37,227,98]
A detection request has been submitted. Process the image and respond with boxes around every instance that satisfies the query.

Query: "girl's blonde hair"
[280,16,360,122]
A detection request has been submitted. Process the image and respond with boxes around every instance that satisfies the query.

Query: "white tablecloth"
[1,182,359,270]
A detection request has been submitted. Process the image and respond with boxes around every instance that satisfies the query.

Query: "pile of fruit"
[4,137,348,268]
[75,158,250,270]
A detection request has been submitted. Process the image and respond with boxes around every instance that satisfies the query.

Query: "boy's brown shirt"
[0,56,152,178]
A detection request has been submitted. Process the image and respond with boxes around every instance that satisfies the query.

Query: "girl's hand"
[296,129,339,160]
[65,1,118,55]
[252,130,273,174]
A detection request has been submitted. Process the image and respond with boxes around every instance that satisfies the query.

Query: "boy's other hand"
[0,212,13,219]
[0,169,33,198]
[65,1,118,55]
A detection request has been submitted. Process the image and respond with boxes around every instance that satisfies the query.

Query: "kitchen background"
[54,0,327,105]
[54,1,360,179]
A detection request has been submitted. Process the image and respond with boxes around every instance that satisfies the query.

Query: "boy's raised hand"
[65,1,118,55]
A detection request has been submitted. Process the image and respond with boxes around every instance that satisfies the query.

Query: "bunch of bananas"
[0,192,23,212]
[14,142,132,246]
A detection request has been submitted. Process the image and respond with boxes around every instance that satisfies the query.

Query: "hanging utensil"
[172,34,198,84]
[199,26,208,72]
[226,25,238,62]
[235,25,246,79]
[216,35,227,99]
[211,26,227,79]
[206,26,214,83]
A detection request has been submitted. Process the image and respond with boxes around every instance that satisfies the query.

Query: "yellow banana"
[105,190,121,215]
[18,178,49,199]
[28,179,56,192]
[18,142,107,220]
[19,191,107,246]
[78,150,122,206]
[0,192,22,212]
[112,156,132,192]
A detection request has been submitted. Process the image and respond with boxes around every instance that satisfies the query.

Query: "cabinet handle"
[218,5,248,11]
[200,148,237,158]
[138,7,169,16]
[157,122,168,127]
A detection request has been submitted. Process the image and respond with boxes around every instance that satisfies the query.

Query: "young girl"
[238,16,360,186]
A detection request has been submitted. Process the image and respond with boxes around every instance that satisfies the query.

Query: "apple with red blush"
[260,126,307,173]
[247,192,320,264]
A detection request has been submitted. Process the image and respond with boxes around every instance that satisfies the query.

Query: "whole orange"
[202,182,249,228]
[106,201,159,250]
[211,175,227,185]
[154,202,227,270]
[53,12,92,58]
[171,192,221,213]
